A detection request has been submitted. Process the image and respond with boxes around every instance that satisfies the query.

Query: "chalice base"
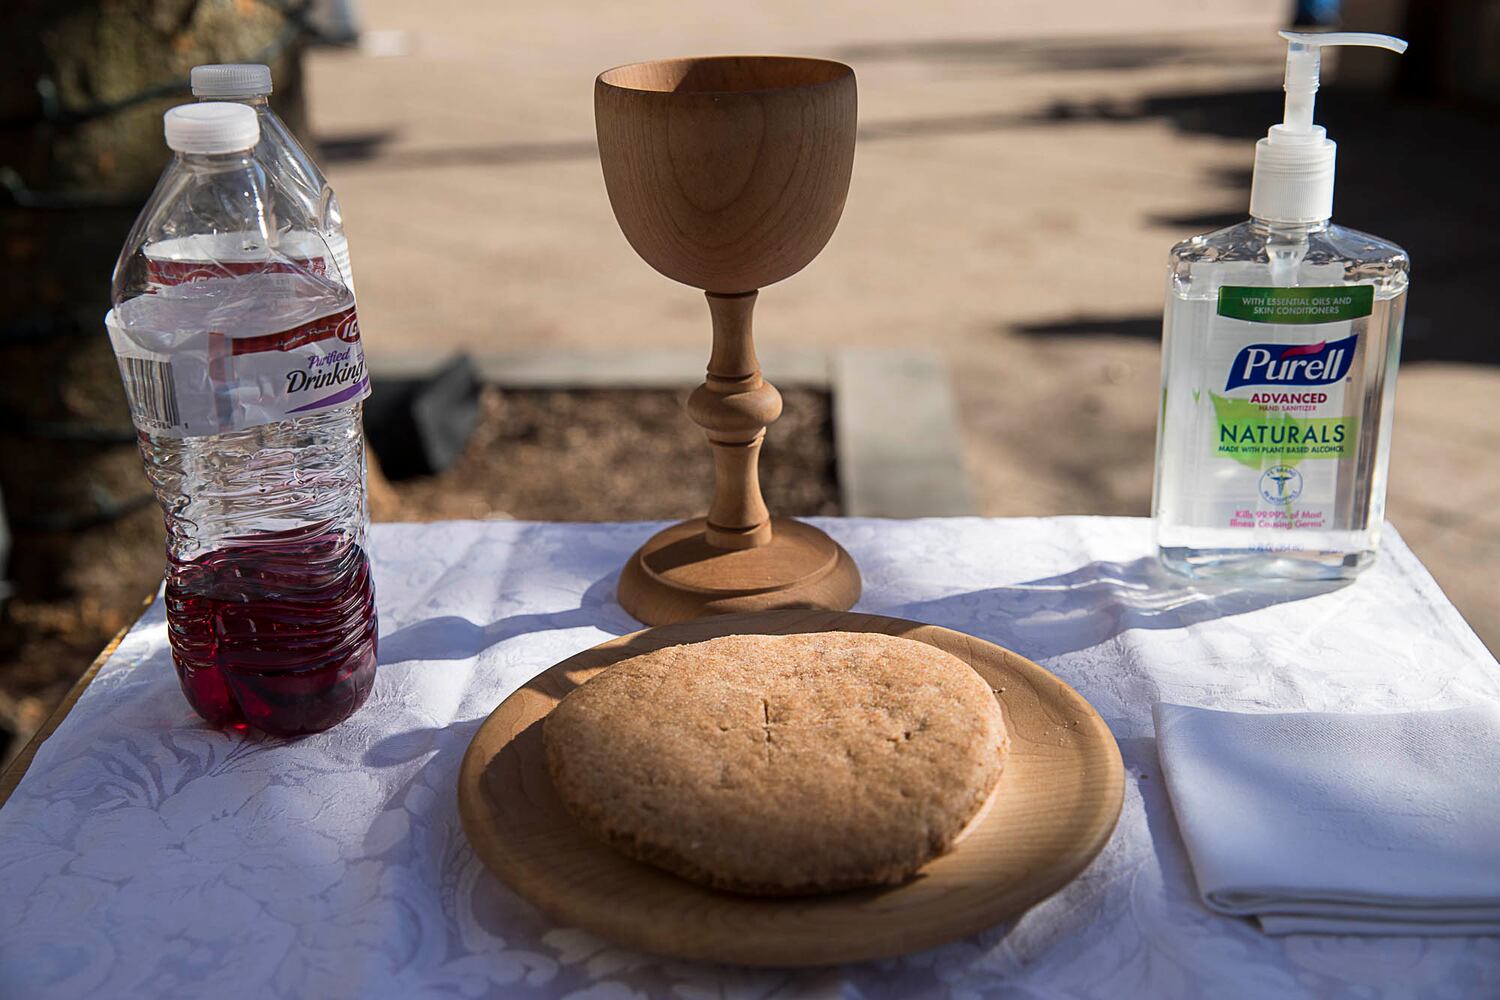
[617,517,861,626]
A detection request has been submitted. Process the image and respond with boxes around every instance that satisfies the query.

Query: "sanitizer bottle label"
[1167,285,1373,535]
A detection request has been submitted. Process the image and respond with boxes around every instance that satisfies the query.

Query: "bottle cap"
[164,103,260,154]
[1249,32,1407,224]
[190,63,274,98]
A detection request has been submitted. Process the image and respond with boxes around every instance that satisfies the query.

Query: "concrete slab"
[833,349,975,517]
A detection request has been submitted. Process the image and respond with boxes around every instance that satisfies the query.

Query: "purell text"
[1223,334,1357,391]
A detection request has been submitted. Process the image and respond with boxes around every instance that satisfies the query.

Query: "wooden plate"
[457,610,1124,967]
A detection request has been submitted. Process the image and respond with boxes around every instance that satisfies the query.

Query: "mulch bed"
[375,386,840,522]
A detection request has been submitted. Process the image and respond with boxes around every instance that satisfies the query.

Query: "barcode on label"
[118,355,181,429]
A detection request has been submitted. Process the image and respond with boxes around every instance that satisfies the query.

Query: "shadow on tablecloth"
[376,571,636,666]
[896,557,1348,661]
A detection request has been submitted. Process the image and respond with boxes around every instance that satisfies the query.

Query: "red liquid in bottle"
[164,530,377,736]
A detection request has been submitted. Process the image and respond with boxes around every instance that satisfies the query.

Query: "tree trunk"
[0,0,307,752]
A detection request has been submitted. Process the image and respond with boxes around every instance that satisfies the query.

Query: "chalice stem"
[690,291,783,550]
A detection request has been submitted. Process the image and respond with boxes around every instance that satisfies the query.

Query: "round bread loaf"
[543,631,1009,895]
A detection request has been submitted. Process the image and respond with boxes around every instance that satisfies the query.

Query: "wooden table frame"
[0,593,155,807]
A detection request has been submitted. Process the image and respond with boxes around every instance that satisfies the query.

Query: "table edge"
[0,592,157,808]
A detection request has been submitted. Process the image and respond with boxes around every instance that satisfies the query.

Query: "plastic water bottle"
[190,63,355,294]
[107,104,376,736]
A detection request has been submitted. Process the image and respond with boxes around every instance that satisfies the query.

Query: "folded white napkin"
[1153,702,1500,936]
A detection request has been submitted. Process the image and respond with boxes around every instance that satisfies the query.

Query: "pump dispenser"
[1249,32,1408,224]
[1151,31,1411,581]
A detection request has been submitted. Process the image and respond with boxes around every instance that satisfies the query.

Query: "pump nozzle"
[1249,31,1408,224]
[1276,32,1408,137]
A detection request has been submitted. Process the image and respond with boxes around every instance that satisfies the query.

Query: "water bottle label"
[142,233,340,290]
[146,253,331,286]
[107,302,370,438]
[326,232,355,295]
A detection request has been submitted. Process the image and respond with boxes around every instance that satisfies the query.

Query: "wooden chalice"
[595,56,861,625]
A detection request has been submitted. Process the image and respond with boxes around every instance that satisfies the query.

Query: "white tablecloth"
[2,517,1498,999]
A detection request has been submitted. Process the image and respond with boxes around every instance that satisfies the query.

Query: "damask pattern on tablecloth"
[2,517,1498,999]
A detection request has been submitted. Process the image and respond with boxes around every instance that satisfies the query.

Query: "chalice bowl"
[595,56,861,625]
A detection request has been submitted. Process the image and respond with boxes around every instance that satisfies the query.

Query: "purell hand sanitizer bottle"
[1153,32,1410,580]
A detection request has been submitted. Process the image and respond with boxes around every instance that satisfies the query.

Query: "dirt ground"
[374,387,838,523]
[311,0,1500,655]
